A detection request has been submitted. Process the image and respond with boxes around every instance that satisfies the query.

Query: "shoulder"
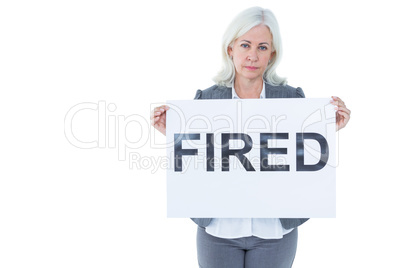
[194,84,231,100]
[265,83,305,98]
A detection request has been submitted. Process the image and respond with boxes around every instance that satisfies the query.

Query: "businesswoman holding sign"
[151,6,350,268]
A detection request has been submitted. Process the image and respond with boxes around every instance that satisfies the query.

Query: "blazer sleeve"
[194,89,202,100]
[296,87,305,98]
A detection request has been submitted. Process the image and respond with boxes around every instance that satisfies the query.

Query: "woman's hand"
[331,96,351,131]
[151,105,170,136]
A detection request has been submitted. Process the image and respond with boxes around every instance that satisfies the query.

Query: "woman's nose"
[247,50,258,61]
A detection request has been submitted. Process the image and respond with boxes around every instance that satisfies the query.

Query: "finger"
[157,107,166,114]
[160,105,170,110]
[152,105,168,113]
[330,99,340,108]
[151,107,161,115]
[331,96,345,106]
[336,110,350,127]
[331,100,348,113]
[333,100,346,107]
[337,101,347,109]
[337,110,350,119]
[153,105,164,111]
[151,116,160,125]
[337,111,350,123]
[158,105,170,112]
[150,111,161,120]
[151,103,169,114]
[337,106,351,115]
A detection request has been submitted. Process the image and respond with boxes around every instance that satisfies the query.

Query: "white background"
[1,0,401,267]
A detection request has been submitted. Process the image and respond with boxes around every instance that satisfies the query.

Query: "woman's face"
[228,24,274,83]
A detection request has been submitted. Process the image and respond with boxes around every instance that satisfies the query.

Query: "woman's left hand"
[331,96,351,131]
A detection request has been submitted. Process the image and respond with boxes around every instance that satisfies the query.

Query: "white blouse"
[205,82,294,239]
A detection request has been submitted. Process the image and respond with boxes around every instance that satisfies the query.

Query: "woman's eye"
[259,46,268,51]
[240,44,249,48]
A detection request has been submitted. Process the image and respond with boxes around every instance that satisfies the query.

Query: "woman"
[151,6,350,268]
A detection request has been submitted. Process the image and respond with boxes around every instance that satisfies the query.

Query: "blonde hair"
[213,7,287,87]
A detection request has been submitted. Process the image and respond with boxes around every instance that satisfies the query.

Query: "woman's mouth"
[245,66,258,70]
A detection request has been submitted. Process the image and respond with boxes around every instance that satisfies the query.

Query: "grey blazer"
[190,82,309,230]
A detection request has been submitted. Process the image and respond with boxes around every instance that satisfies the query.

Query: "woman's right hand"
[151,105,170,136]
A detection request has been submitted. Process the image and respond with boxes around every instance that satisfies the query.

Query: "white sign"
[166,98,336,218]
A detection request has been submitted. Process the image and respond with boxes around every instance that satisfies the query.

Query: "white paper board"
[166,98,336,218]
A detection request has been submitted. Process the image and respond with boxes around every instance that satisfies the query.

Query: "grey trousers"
[196,226,298,268]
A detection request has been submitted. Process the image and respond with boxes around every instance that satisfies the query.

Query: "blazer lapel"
[265,82,288,98]
[265,82,275,98]
[213,86,232,99]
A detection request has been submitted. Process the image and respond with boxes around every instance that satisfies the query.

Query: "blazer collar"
[215,82,274,99]
[212,85,232,99]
